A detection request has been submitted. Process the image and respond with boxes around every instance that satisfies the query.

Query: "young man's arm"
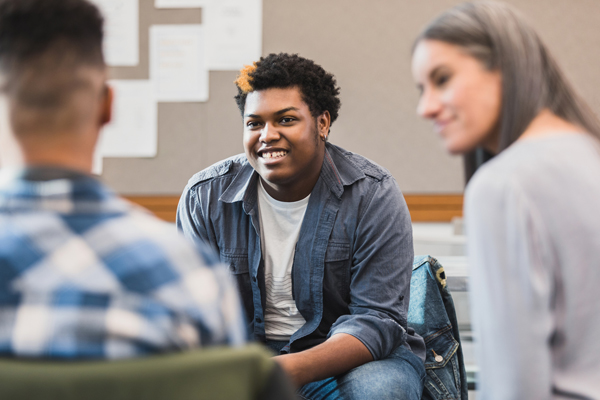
[273,333,372,387]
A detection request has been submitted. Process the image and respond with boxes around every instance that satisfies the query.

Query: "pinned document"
[90,0,139,66]
[100,80,157,158]
[92,146,103,175]
[150,25,209,102]
[204,0,262,70]
[155,0,207,8]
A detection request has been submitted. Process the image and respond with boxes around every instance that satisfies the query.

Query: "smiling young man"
[177,53,426,399]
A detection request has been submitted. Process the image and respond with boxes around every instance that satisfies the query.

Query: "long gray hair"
[415,1,600,180]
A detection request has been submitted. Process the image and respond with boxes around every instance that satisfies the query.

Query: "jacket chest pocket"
[423,327,462,400]
[323,241,351,302]
[221,252,249,274]
[220,250,253,320]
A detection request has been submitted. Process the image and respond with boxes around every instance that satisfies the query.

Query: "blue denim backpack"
[408,256,468,400]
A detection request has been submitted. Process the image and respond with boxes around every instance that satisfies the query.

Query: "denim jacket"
[177,143,424,361]
[408,256,468,400]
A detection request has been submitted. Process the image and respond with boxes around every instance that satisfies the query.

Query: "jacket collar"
[218,143,366,210]
[218,161,258,213]
[319,143,365,198]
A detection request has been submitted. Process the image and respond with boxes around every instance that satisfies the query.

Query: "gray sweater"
[464,133,600,399]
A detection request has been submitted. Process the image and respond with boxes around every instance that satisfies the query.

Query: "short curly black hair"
[234,53,341,127]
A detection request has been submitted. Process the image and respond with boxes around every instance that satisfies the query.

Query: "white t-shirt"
[257,180,309,341]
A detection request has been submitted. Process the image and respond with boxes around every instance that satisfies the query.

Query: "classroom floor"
[412,222,476,399]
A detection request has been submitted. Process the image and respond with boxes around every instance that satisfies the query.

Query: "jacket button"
[432,350,443,363]
[256,317,262,323]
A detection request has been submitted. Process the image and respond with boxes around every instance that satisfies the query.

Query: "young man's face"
[243,86,329,202]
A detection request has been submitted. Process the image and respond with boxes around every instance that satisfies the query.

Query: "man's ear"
[317,110,331,140]
[99,84,113,126]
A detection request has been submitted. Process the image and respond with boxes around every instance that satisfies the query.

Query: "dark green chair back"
[0,344,296,400]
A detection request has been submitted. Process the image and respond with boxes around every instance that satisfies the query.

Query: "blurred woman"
[411,1,600,399]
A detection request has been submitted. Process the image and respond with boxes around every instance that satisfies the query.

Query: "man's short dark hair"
[0,0,105,132]
[0,0,104,74]
[234,53,341,126]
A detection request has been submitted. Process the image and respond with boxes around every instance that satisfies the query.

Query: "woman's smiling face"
[412,39,503,155]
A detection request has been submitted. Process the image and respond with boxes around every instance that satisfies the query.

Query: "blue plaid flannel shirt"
[0,167,246,359]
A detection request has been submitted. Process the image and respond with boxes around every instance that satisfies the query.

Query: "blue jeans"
[266,341,425,400]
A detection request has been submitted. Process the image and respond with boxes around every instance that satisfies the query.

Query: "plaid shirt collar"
[0,166,130,215]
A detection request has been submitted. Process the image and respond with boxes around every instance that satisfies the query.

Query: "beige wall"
[104,0,600,195]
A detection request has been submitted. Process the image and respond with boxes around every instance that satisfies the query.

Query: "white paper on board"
[90,0,139,66]
[150,25,209,102]
[100,80,157,158]
[92,145,103,175]
[155,0,207,8]
[204,0,262,71]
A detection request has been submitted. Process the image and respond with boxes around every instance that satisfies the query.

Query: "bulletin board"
[103,0,600,195]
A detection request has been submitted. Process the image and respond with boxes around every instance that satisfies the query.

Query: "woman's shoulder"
[466,133,600,208]
[465,142,534,204]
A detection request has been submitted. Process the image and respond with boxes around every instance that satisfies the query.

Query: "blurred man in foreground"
[0,0,246,358]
